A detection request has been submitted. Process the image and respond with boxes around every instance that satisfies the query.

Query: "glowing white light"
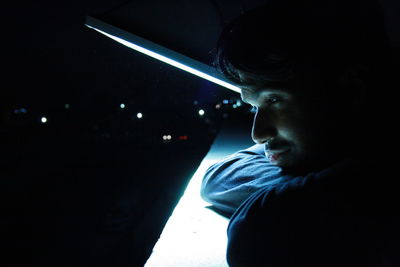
[198,109,205,116]
[41,117,47,123]
[88,27,241,93]
[163,134,172,141]
[65,104,70,109]
[144,158,229,267]
[137,113,143,119]
[120,103,126,109]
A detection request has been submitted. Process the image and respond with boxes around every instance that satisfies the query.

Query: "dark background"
[1,1,248,266]
[1,0,399,266]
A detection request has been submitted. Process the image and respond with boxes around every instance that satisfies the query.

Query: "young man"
[201,0,399,266]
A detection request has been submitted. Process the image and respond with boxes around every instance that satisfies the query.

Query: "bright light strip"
[86,25,241,93]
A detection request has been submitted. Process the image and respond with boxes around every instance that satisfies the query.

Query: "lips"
[264,140,291,162]
[266,150,289,162]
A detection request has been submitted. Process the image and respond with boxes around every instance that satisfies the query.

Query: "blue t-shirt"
[201,144,400,266]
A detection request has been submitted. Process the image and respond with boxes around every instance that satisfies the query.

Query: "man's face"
[241,85,346,171]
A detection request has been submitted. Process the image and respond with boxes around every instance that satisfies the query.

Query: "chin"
[284,155,336,174]
[272,154,296,169]
[276,153,315,174]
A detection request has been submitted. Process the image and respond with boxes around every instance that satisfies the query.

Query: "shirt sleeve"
[200,144,292,217]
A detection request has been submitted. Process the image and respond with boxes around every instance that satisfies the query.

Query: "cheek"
[278,111,329,150]
[277,107,309,136]
[280,125,312,149]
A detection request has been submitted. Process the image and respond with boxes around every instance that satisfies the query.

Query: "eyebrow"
[241,86,290,104]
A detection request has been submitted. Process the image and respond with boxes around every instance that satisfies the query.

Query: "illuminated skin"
[241,85,355,172]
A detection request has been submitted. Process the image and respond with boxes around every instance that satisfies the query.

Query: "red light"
[179,136,189,141]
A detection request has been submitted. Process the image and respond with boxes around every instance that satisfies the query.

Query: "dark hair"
[214,0,393,93]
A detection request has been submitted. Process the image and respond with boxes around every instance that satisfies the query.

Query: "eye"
[264,95,282,106]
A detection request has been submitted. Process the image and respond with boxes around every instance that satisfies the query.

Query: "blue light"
[14,108,27,114]
[85,20,241,93]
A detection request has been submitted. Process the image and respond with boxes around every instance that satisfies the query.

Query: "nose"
[251,109,277,144]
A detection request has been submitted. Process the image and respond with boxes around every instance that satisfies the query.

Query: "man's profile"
[201,0,399,266]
